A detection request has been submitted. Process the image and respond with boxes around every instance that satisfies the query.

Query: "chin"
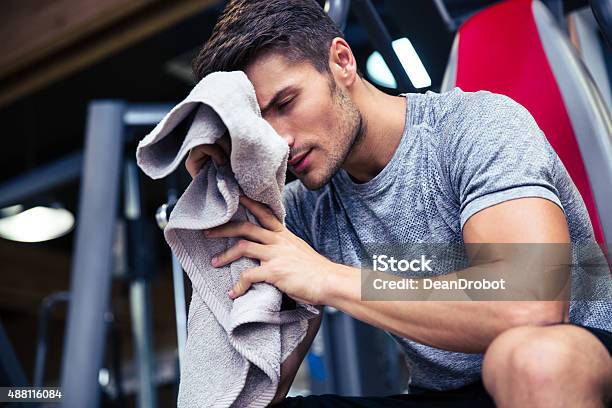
[301,179,323,190]
[298,169,334,191]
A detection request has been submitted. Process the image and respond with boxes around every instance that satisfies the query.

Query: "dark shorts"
[273,324,612,408]
[576,324,612,356]
[272,381,495,408]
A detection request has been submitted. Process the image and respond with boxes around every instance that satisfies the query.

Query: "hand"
[204,195,336,305]
[185,132,231,178]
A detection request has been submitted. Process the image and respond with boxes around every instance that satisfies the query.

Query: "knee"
[482,326,576,394]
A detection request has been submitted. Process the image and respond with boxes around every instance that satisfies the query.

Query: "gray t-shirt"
[282,87,612,390]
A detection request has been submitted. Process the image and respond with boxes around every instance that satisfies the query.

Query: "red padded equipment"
[453,0,606,244]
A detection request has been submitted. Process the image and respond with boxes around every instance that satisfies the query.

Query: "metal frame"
[351,0,414,92]
[433,0,458,33]
[124,159,158,408]
[165,177,188,368]
[590,0,612,45]
[1,1,424,400]
[326,0,414,92]
[60,101,126,408]
[34,291,70,387]
[325,0,351,31]
[0,100,183,408]
[0,153,82,209]
[543,0,567,31]
[59,101,177,408]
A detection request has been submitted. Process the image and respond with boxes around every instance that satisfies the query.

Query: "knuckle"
[185,157,194,169]
[189,146,202,157]
[245,222,256,233]
[267,259,281,275]
[237,239,249,250]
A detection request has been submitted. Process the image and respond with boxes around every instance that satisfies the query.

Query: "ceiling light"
[366,37,432,89]
[0,205,75,243]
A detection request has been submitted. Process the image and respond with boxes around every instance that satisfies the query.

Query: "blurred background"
[0,0,609,407]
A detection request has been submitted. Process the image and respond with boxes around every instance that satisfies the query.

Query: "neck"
[342,78,407,183]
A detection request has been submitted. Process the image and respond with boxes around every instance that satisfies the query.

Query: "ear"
[328,37,358,87]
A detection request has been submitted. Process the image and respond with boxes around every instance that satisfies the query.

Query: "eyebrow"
[260,86,296,116]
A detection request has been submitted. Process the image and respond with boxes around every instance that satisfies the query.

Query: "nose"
[267,117,294,147]
[279,132,295,148]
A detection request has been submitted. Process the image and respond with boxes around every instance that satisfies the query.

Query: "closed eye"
[277,97,294,112]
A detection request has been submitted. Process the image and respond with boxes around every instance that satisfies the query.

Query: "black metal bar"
[34,291,70,387]
[155,181,187,372]
[108,312,125,407]
[0,153,82,209]
[60,101,125,408]
[325,0,351,31]
[125,159,157,408]
[351,0,413,92]
[590,0,612,45]
[432,0,457,33]
[543,0,567,32]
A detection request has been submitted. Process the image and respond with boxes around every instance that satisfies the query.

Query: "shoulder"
[432,88,538,132]
[431,88,548,156]
[428,89,558,203]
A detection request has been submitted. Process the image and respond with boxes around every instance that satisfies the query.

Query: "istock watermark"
[359,243,612,301]
[372,255,433,272]
[372,277,507,291]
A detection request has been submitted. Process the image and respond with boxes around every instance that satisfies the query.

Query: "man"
[185,0,612,406]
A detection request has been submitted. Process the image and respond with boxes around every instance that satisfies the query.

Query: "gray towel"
[135,71,319,407]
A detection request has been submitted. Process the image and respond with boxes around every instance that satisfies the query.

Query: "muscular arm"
[322,197,571,353]
[208,195,572,394]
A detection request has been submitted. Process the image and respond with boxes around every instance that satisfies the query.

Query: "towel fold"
[136,71,319,407]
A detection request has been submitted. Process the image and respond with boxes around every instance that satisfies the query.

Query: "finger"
[239,195,283,231]
[185,147,210,178]
[185,145,228,178]
[229,267,269,299]
[205,221,276,244]
[211,239,270,267]
[204,144,228,166]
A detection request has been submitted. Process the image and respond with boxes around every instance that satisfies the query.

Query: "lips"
[289,150,309,166]
[289,150,312,173]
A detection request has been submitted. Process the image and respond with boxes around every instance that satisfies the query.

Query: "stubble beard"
[302,79,366,190]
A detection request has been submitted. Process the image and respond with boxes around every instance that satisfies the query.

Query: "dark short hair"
[193,0,345,80]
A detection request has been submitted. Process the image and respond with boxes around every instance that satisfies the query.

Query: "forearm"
[324,264,566,353]
[271,306,323,404]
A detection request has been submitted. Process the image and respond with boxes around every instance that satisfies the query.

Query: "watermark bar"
[360,243,612,301]
[0,387,63,403]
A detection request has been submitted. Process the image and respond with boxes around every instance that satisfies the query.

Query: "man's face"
[245,52,364,190]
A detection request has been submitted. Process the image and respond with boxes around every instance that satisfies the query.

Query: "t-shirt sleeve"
[282,180,316,248]
[441,91,564,230]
